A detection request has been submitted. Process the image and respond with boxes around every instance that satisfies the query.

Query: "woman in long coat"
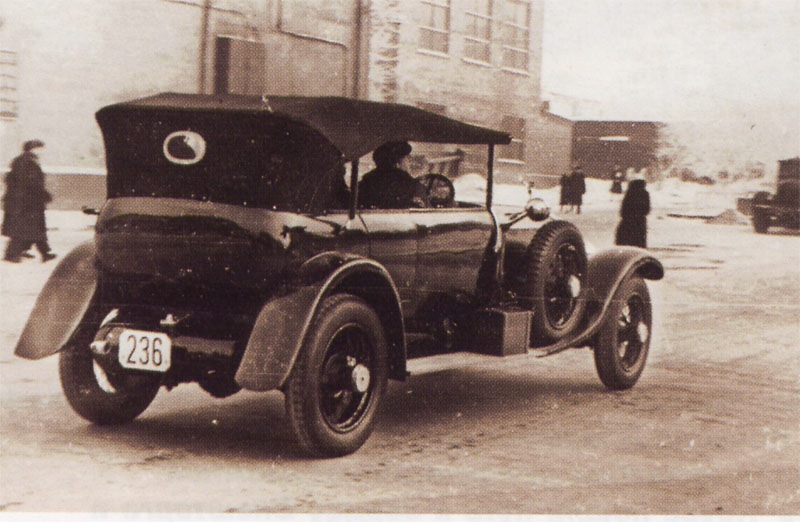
[2,140,55,262]
[615,178,650,248]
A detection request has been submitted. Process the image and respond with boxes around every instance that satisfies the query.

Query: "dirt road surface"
[1,207,798,514]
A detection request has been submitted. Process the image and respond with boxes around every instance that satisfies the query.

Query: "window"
[278,0,355,45]
[496,0,530,70]
[500,115,525,162]
[419,0,450,53]
[463,0,492,63]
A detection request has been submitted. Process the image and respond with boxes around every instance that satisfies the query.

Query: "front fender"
[235,253,406,391]
[15,241,98,360]
[533,247,663,357]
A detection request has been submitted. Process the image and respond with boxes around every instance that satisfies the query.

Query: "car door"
[409,205,496,316]
[358,209,419,318]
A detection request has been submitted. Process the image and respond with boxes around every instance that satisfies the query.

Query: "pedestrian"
[610,164,625,194]
[2,140,57,263]
[568,164,586,214]
[615,177,650,248]
[558,172,570,213]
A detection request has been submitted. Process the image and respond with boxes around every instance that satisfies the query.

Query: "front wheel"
[285,294,388,457]
[60,343,161,425]
[593,276,652,390]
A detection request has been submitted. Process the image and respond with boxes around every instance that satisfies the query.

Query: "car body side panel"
[235,256,405,391]
[14,241,98,360]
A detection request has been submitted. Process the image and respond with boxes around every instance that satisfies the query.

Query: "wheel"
[59,340,161,425]
[419,173,455,207]
[752,191,771,233]
[593,276,652,390]
[285,294,388,457]
[524,220,588,344]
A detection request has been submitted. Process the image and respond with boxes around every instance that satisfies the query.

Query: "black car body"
[16,93,663,456]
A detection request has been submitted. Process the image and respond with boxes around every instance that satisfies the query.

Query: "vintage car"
[15,93,663,457]
[751,157,800,233]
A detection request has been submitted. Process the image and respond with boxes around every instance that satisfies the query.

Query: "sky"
[541,0,800,165]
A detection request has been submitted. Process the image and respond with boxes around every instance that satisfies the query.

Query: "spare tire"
[524,220,587,344]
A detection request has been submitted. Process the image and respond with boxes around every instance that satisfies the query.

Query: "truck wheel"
[59,341,161,425]
[525,220,587,344]
[752,192,771,233]
[285,294,388,457]
[593,276,651,390]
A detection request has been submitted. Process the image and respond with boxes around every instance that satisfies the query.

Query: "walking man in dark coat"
[568,164,586,214]
[2,140,56,263]
[615,178,650,248]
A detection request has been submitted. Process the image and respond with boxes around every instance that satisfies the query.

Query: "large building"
[0,0,569,207]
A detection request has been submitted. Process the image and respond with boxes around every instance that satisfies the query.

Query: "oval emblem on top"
[163,131,206,165]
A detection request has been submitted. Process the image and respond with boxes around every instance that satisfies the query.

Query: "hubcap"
[351,364,371,393]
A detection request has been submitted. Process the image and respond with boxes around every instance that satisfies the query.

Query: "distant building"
[570,120,663,179]
[0,0,570,207]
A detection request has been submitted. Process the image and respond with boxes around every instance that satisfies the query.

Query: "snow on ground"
[455,173,767,217]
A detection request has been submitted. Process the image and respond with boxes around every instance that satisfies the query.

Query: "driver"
[358,141,419,209]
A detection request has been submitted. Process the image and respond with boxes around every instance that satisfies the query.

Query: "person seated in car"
[359,141,420,209]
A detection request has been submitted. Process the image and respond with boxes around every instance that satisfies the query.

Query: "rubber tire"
[525,220,588,344]
[593,276,652,390]
[59,344,161,425]
[752,191,771,234]
[285,294,388,457]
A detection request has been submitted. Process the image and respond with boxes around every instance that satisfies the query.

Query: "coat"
[558,174,569,205]
[568,170,586,205]
[2,151,51,241]
[359,166,418,209]
[615,179,650,248]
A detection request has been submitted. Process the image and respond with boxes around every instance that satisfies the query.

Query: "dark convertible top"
[97,92,511,161]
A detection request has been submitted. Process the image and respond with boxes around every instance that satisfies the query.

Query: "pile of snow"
[705,209,750,225]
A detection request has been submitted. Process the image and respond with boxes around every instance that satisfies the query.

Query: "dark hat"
[23,139,45,152]
[373,141,412,166]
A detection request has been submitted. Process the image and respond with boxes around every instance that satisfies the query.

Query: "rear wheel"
[60,337,161,425]
[524,220,587,344]
[593,276,652,390]
[285,294,388,457]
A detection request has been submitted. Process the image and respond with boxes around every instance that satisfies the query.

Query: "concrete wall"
[572,120,662,179]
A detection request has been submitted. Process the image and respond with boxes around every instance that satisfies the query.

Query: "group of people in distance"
[558,164,587,214]
[558,163,651,248]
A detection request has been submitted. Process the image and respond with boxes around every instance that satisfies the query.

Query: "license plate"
[118,329,172,372]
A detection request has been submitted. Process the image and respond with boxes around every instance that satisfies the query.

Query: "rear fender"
[534,247,663,356]
[14,241,99,360]
[235,253,406,391]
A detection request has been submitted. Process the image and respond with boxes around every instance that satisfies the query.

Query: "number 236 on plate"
[118,329,172,372]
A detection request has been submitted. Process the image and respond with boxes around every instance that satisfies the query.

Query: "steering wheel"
[419,173,456,208]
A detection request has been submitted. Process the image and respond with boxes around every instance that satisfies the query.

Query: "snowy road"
[1,198,798,514]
